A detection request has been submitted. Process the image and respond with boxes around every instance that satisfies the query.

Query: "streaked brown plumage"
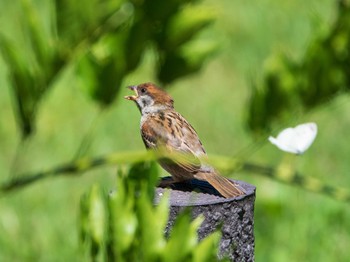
[124,82,244,198]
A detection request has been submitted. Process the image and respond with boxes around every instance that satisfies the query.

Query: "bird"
[124,82,245,198]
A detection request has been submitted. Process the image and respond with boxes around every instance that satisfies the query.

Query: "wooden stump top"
[154,177,256,206]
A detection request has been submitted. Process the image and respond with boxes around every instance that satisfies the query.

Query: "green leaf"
[88,185,106,246]
[77,33,126,105]
[79,160,223,261]
[137,192,167,260]
[193,231,222,262]
[163,210,203,261]
[180,39,218,68]
[79,184,106,260]
[164,5,216,49]
[127,161,159,199]
[157,38,217,84]
[108,178,137,255]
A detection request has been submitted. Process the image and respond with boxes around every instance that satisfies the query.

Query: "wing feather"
[141,111,205,173]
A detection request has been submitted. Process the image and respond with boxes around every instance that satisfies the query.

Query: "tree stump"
[154,177,255,262]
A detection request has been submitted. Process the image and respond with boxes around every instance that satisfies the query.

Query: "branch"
[1,150,349,203]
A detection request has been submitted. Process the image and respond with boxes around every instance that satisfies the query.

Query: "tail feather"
[195,172,245,198]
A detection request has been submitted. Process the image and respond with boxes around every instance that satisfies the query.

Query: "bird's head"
[124,82,174,114]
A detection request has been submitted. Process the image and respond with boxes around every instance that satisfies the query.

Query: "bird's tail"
[195,171,245,198]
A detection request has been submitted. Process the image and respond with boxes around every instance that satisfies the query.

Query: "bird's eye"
[140,88,146,93]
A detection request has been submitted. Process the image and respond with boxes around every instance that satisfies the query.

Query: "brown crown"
[137,83,174,107]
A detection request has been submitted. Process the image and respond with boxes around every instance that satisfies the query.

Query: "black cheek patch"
[142,99,147,107]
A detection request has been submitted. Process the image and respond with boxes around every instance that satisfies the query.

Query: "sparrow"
[124,82,244,198]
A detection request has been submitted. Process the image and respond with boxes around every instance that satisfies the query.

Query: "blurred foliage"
[0,0,216,139]
[1,0,350,261]
[79,162,223,261]
[3,149,350,203]
[248,0,350,133]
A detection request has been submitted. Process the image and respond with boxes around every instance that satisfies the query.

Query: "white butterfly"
[268,122,318,155]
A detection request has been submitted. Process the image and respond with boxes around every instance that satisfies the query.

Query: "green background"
[1,0,349,261]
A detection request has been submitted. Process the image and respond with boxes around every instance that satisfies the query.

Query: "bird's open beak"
[124,85,138,101]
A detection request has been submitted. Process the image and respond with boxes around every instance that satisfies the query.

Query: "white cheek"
[140,95,154,107]
[138,95,156,114]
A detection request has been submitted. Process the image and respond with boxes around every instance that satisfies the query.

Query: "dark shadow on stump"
[154,177,256,262]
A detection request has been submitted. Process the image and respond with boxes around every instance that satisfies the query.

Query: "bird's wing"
[141,111,206,173]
